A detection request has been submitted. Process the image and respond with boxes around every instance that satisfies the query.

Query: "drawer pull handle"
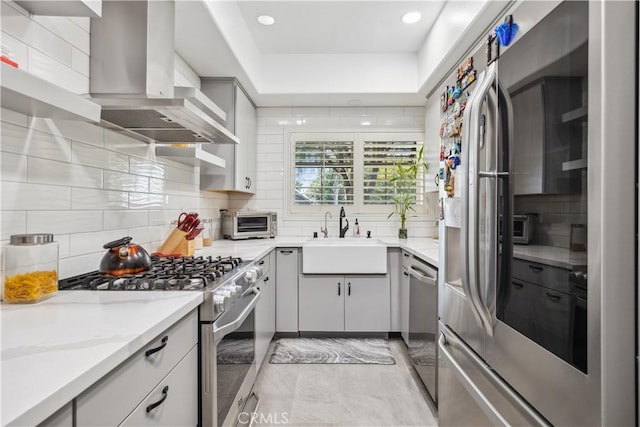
[528,265,544,272]
[264,276,269,282]
[146,336,168,357]
[513,283,524,289]
[146,386,169,413]
[259,260,265,265]
[338,282,341,296]
[280,250,293,255]
[403,272,409,276]
[545,293,561,302]
[348,282,351,296]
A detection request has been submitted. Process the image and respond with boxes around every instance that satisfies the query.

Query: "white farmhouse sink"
[302,238,387,274]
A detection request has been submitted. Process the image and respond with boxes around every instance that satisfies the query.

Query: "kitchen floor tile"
[252,337,437,426]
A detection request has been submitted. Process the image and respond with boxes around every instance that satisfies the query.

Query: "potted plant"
[387,146,428,239]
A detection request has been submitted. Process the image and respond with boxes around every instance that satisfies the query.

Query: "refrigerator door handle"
[439,328,552,427]
[461,63,497,335]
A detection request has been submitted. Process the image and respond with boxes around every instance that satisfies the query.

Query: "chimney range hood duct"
[90,1,238,145]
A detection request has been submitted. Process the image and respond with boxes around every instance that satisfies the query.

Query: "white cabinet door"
[299,275,344,332]
[276,248,299,332]
[120,346,198,427]
[344,275,390,332]
[234,85,257,193]
[388,248,401,332]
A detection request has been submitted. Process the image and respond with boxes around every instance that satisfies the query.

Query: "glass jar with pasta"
[3,234,59,304]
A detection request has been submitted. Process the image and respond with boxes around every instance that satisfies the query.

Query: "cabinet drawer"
[120,346,198,427]
[76,310,198,426]
[256,253,270,274]
[512,259,571,293]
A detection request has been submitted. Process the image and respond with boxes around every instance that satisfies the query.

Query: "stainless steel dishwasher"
[407,256,438,405]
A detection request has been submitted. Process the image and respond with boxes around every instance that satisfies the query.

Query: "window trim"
[287,131,426,216]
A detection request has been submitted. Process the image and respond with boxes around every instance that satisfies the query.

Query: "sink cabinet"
[298,274,390,332]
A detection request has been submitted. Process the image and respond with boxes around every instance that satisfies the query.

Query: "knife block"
[157,228,188,255]
[176,238,195,257]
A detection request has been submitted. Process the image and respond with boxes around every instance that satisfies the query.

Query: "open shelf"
[1,63,101,122]
[156,144,226,168]
[562,106,588,123]
[14,0,101,17]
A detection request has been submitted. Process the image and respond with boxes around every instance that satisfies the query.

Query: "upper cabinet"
[511,78,584,195]
[0,63,101,122]
[14,0,101,17]
[200,79,257,194]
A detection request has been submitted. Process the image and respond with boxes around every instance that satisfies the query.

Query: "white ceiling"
[175,0,499,107]
[235,1,445,55]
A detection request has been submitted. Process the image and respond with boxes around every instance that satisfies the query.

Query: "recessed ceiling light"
[257,15,275,26]
[361,121,371,126]
[401,11,421,24]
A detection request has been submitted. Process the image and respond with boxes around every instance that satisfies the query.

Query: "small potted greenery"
[387,146,428,239]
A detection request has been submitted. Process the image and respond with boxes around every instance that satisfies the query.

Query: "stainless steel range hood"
[90,1,238,145]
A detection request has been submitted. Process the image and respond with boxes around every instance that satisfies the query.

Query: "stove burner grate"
[58,255,244,291]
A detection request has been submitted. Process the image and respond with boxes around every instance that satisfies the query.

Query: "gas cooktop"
[58,255,249,291]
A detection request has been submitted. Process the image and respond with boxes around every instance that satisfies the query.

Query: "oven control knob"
[245,268,258,284]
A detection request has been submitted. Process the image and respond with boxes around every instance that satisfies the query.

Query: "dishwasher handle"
[408,265,436,287]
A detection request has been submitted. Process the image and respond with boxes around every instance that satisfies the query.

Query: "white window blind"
[294,140,354,205]
[363,140,424,205]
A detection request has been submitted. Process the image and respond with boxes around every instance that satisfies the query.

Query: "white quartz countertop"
[198,236,440,268]
[512,244,587,270]
[1,291,203,427]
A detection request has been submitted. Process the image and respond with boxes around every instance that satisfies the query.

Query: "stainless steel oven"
[201,264,262,427]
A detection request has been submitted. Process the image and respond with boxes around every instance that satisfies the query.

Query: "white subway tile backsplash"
[0,211,26,240]
[403,106,426,116]
[2,181,70,210]
[257,108,293,117]
[27,157,103,188]
[292,107,330,117]
[103,210,149,230]
[30,118,104,147]
[27,210,102,234]
[0,3,233,273]
[104,129,154,159]
[366,107,403,116]
[32,15,90,55]
[71,188,129,210]
[1,108,28,127]
[129,192,165,210]
[54,234,70,258]
[1,2,73,67]
[104,170,149,193]
[130,157,166,179]
[0,31,29,70]
[297,116,343,128]
[149,178,194,195]
[165,165,197,185]
[59,252,102,279]
[1,122,71,162]
[28,48,88,94]
[1,152,27,182]
[330,107,366,116]
[376,116,415,127]
[68,229,128,257]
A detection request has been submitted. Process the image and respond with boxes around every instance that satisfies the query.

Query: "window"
[294,139,354,205]
[290,132,425,214]
[363,139,423,206]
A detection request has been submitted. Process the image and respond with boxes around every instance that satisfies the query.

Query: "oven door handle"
[213,287,261,340]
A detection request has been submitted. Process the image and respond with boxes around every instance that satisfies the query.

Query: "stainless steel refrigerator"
[438,1,636,425]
